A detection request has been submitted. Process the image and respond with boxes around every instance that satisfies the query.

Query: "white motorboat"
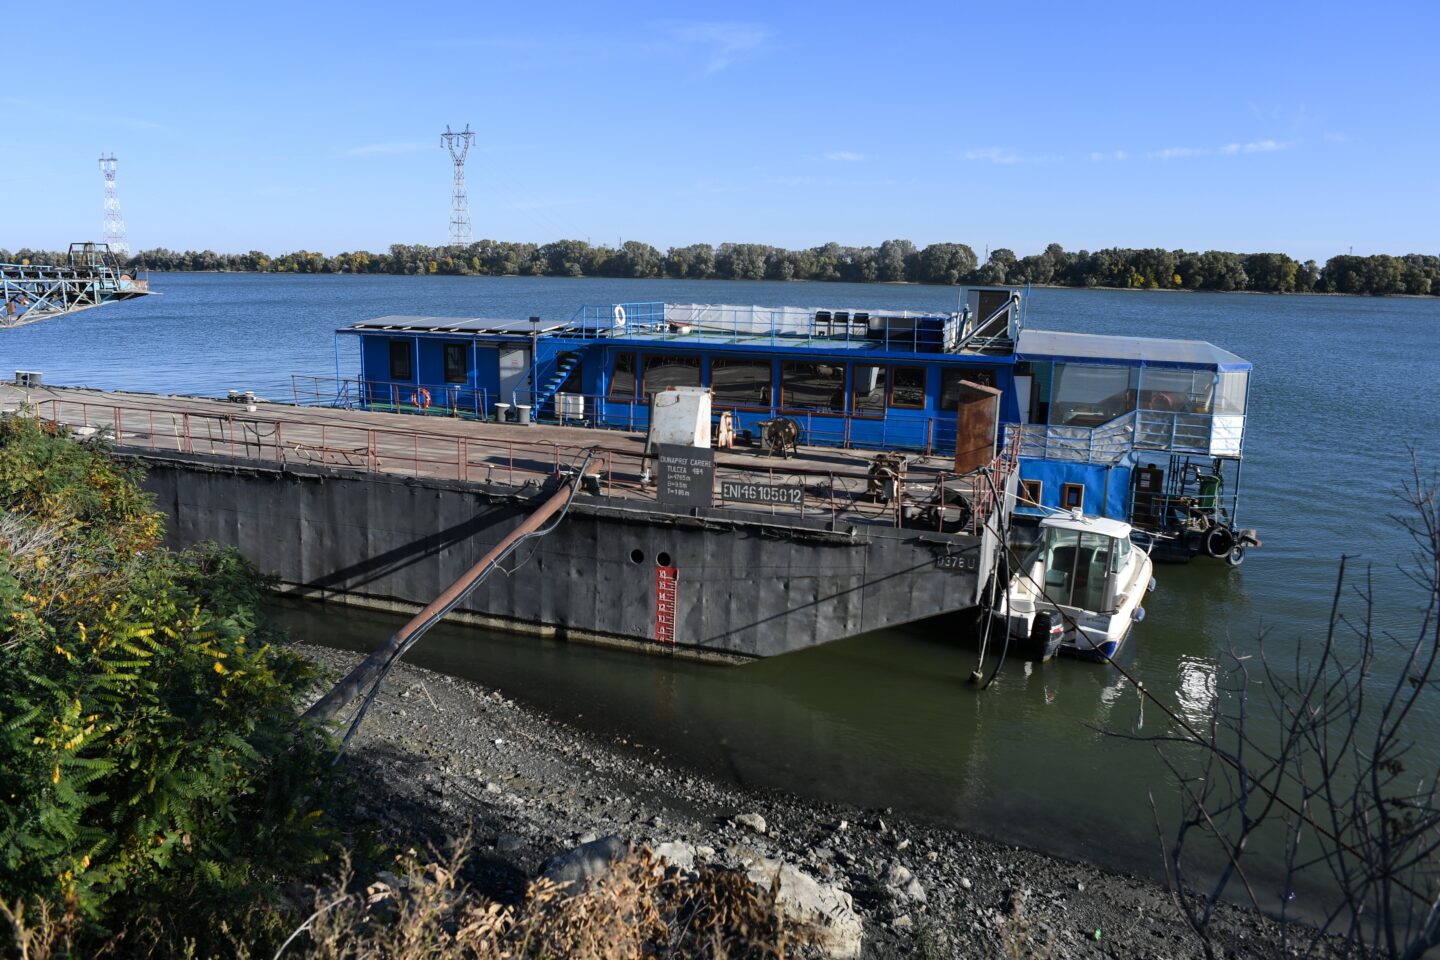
[999,511,1155,662]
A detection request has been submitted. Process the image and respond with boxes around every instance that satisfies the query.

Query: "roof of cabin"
[1017,329,1250,371]
[1040,511,1133,539]
[342,316,573,335]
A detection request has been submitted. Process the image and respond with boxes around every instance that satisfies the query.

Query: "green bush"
[0,414,334,933]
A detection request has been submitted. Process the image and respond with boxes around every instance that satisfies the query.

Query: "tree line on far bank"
[3,239,1437,296]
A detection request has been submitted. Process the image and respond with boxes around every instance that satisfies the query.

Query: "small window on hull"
[1020,479,1043,506]
[1062,483,1085,511]
[389,340,413,381]
[443,343,468,384]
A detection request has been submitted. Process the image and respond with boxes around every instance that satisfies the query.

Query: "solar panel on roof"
[342,316,572,334]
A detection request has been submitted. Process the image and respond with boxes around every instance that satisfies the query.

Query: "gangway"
[304,461,593,750]
[1,242,153,329]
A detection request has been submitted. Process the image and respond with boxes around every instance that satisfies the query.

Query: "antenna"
[98,154,129,257]
[440,124,475,249]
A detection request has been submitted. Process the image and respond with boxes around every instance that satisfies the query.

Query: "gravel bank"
[297,643,1325,959]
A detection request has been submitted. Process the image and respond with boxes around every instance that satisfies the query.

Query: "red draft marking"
[655,565,678,645]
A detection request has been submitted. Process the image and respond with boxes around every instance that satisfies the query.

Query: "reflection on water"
[1174,656,1219,727]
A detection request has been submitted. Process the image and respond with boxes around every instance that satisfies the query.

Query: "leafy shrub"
[0,413,335,935]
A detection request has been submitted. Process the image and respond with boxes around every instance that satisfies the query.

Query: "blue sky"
[3,0,1435,261]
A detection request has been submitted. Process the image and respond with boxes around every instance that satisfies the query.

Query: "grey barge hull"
[8,386,1014,661]
[140,453,997,660]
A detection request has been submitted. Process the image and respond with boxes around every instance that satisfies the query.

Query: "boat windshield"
[1038,527,1117,612]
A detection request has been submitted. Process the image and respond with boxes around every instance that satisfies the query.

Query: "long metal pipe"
[303,479,578,722]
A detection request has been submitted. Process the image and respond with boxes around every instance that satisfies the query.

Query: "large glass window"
[940,367,998,410]
[851,364,888,416]
[1139,368,1214,414]
[1214,371,1248,415]
[642,355,701,395]
[443,343,468,384]
[890,366,927,408]
[389,339,413,381]
[608,352,637,399]
[782,361,845,412]
[1050,364,1138,427]
[710,357,773,407]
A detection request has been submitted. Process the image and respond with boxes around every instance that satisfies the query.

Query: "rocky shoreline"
[297,644,1322,959]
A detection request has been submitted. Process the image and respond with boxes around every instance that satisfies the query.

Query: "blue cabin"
[333,288,1255,559]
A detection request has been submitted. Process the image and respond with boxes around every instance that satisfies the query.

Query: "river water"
[5,273,1437,886]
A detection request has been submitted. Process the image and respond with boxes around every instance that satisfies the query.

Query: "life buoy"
[613,304,627,328]
[411,387,432,410]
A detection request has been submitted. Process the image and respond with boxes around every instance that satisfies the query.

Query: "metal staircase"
[534,351,580,415]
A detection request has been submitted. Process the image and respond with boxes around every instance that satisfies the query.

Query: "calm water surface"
[5,274,1438,885]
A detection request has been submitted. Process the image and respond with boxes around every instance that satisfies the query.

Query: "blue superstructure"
[333,288,1256,561]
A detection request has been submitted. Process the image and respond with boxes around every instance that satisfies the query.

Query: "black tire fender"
[1204,524,1236,558]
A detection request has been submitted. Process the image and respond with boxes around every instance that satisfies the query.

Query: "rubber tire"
[1226,545,1246,567]
[1203,524,1236,558]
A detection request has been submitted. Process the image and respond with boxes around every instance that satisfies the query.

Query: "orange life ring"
[411,387,432,410]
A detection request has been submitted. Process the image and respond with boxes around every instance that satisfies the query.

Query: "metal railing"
[565,302,965,353]
[1013,408,1224,463]
[292,377,954,456]
[31,395,1011,537]
[290,375,491,419]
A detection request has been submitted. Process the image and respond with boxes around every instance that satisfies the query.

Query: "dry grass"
[279,841,818,960]
[2,841,817,960]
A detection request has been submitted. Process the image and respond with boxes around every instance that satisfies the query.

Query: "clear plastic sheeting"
[1012,416,1135,464]
[1214,371,1249,416]
[1209,414,1245,457]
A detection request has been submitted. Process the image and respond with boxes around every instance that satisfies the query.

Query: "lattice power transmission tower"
[440,124,475,248]
[98,154,129,257]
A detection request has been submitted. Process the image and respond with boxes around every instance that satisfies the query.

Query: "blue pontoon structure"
[325,287,1259,563]
[0,243,152,329]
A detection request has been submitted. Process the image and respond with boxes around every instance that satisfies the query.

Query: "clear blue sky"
[3,0,1435,261]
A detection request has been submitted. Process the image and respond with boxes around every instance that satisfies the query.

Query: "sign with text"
[655,444,714,508]
[720,478,804,508]
[935,550,980,573]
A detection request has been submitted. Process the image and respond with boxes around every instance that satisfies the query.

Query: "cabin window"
[443,343,468,384]
[608,352,637,399]
[851,364,888,417]
[890,366,927,409]
[642,355,701,395]
[1050,364,1139,427]
[1041,528,1114,612]
[710,357,773,407]
[389,339,413,381]
[1020,479,1043,506]
[1139,368,1213,414]
[782,361,846,413]
[1062,483,1085,510]
[940,368,997,410]
[1109,536,1133,574]
[1214,371,1248,416]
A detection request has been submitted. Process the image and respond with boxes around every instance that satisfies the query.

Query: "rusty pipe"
[304,478,579,724]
